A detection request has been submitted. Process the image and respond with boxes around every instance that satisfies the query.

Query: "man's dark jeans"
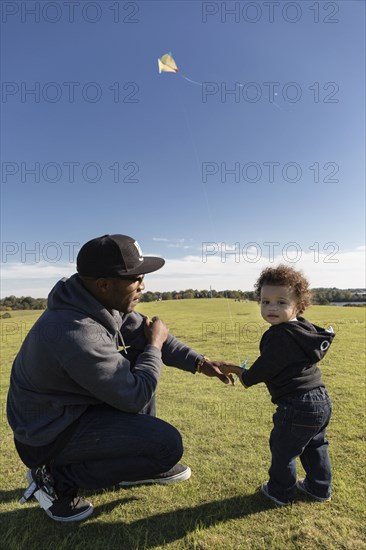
[49,397,183,495]
[268,387,332,503]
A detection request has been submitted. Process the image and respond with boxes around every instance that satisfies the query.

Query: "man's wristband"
[195,355,209,373]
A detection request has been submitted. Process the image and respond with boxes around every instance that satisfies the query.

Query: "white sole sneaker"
[22,468,93,522]
[296,479,331,502]
[260,483,291,506]
[119,464,191,487]
[45,497,94,522]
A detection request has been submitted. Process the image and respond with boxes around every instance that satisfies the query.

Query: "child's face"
[260,285,299,325]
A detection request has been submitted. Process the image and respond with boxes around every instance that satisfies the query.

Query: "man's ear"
[95,278,111,294]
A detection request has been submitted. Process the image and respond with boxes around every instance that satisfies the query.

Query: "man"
[7,234,235,522]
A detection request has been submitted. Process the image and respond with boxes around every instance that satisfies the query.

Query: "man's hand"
[144,316,169,351]
[216,364,245,378]
[200,360,240,385]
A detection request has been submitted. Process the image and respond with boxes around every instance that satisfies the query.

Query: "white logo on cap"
[320,340,330,352]
[134,241,143,261]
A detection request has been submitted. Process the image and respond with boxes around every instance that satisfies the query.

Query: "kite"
[158,53,179,73]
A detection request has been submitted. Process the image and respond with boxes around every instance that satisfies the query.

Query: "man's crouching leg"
[50,409,190,495]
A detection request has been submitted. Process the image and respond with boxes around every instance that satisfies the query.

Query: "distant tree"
[140,292,157,302]
[1,287,364,309]
[3,295,17,309]
[312,291,330,305]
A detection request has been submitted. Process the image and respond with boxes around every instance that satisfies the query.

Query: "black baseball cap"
[77,234,165,278]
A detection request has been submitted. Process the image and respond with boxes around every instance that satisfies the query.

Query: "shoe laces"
[19,466,56,505]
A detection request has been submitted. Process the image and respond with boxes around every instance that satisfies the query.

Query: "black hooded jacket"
[241,317,335,402]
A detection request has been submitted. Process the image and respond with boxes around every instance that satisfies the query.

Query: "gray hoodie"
[7,274,200,446]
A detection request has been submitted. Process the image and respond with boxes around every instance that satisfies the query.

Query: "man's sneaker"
[45,494,94,522]
[260,482,291,506]
[296,479,331,502]
[119,463,191,487]
[20,468,93,522]
[19,468,57,509]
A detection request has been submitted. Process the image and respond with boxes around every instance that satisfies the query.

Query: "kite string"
[182,106,243,366]
[180,74,203,87]
[236,82,283,111]
[181,73,283,110]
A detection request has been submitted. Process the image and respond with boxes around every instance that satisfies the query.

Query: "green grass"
[1,301,365,549]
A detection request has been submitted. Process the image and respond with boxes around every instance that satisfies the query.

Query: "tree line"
[1,288,365,311]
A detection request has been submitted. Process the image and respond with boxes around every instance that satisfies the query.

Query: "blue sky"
[1,0,365,297]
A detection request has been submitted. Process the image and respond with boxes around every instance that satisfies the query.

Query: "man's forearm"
[161,334,201,373]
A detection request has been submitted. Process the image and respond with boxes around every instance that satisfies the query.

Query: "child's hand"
[218,364,245,378]
[218,364,248,387]
[198,360,236,385]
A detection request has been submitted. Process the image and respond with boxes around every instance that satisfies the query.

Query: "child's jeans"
[268,387,332,503]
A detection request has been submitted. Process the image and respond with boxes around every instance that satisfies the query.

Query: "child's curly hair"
[254,264,311,314]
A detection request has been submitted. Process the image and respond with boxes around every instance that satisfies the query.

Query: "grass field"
[0,301,365,549]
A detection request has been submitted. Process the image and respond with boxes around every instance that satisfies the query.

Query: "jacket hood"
[47,274,122,335]
[271,317,335,363]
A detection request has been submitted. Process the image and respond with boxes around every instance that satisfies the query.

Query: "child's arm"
[217,364,249,388]
[219,332,289,389]
[241,334,289,387]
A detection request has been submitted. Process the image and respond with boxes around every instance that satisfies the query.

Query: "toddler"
[222,265,334,505]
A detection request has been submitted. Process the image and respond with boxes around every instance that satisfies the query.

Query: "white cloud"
[152,237,197,250]
[0,262,75,298]
[1,262,75,279]
[1,246,365,298]
[166,244,194,249]
[152,237,186,243]
[145,246,366,291]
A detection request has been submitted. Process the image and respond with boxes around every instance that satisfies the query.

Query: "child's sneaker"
[296,479,331,502]
[20,467,93,522]
[260,482,291,506]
